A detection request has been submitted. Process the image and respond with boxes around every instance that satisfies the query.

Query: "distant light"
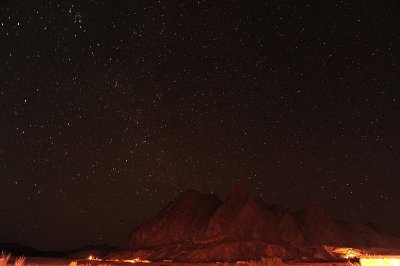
[360,257,400,266]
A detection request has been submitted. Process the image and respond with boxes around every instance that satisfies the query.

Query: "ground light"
[360,256,400,266]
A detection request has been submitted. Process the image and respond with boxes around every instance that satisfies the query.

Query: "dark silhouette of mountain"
[0,243,116,259]
[110,186,400,262]
[0,243,50,257]
[65,244,117,259]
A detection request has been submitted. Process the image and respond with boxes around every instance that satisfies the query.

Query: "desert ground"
[4,257,351,266]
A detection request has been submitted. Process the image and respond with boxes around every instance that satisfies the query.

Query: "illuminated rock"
[120,186,400,262]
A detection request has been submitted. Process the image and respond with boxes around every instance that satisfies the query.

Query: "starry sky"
[1,0,400,251]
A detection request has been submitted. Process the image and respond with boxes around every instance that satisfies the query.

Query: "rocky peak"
[128,189,221,248]
[124,187,400,261]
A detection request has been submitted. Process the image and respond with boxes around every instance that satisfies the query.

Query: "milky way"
[1,1,399,250]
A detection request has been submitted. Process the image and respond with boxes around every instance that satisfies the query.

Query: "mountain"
[127,189,221,248]
[0,243,49,257]
[0,243,116,259]
[110,186,400,262]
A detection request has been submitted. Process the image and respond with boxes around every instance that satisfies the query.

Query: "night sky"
[1,0,400,251]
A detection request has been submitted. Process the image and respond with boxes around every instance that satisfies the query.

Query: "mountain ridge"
[113,186,400,262]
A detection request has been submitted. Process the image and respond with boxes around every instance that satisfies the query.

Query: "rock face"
[117,186,400,262]
[295,201,388,247]
[128,190,221,248]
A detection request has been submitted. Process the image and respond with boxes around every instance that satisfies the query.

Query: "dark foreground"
[4,257,351,266]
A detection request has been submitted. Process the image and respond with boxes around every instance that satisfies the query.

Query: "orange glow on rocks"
[360,257,400,266]
[332,247,363,259]
[122,257,152,263]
